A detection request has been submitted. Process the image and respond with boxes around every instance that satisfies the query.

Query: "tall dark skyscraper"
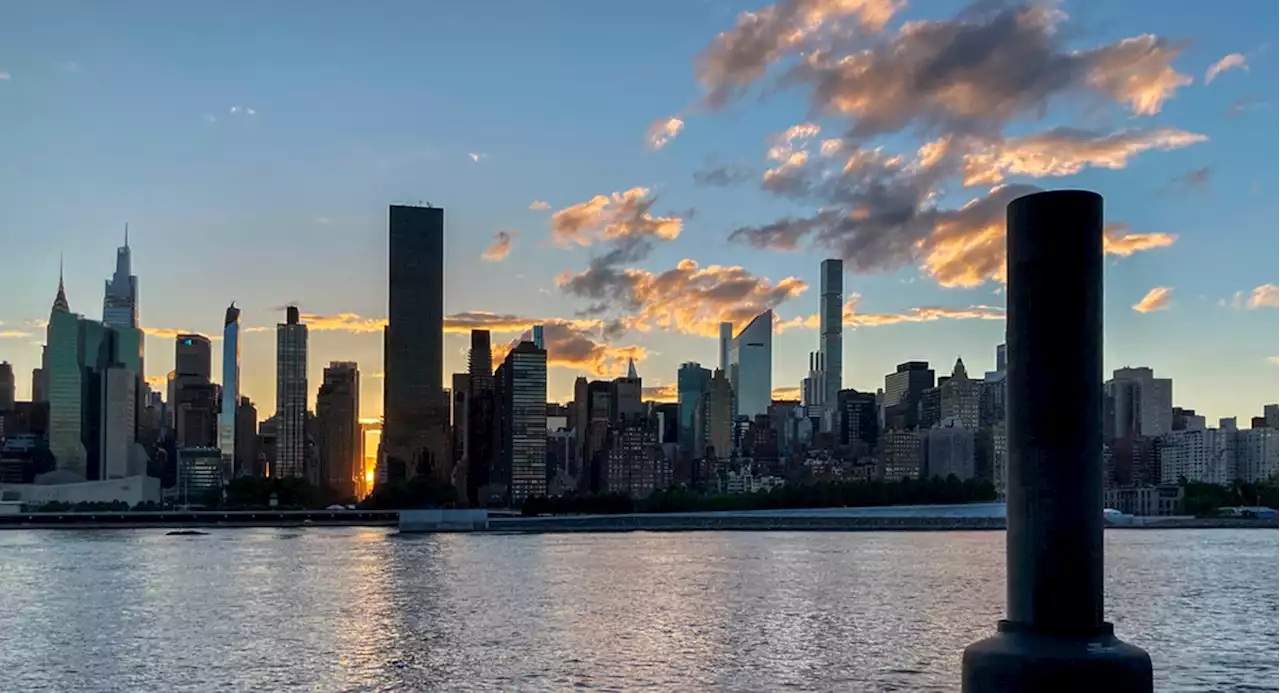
[275,306,308,478]
[174,334,212,382]
[384,204,448,482]
[316,362,360,499]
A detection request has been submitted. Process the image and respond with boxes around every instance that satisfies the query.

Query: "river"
[0,528,1273,692]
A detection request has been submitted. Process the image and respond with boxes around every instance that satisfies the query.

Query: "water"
[0,529,1273,692]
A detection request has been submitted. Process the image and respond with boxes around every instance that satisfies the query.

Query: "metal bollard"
[961,190,1153,692]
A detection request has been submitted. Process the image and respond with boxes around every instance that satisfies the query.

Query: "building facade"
[315,362,360,499]
[728,310,772,422]
[496,341,547,505]
[384,204,447,481]
[677,362,711,454]
[883,361,935,431]
[219,303,241,476]
[818,258,843,430]
[275,306,308,478]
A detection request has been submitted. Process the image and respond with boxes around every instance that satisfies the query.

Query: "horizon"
[2,0,1276,424]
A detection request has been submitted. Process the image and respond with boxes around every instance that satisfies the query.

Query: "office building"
[939,358,981,429]
[992,422,1007,499]
[880,430,924,480]
[924,417,975,481]
[102,225,139,329]
[836,388,878,450]
[604,416,666,498]
[174,382,218,448]
[1265,404,1279,430]
[236,397,260,477]
[316,362,360,499]
[275,306,308,478]
[696,368,734,460]
[219,303,242,476]
[465,330,497,505]
[177,447,223,506]
[676,363,711,453]
[384,204,447,481]
[728,310,772,421]
[495,341,547,505]
[614,358,643,419]
[1233,427,1279,482]
[819,258,843,428]
[1107,366,1173,438]
[718,322,732,373]
[0,362,13,411]
[883,361,935,431]
[175,334,212,383]
[46,273,86,477]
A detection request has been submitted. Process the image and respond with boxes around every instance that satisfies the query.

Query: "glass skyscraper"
[219,303,241,477]
[728,310,773,421]
[677,362,712,453]
[496,340,547,505]
[46,275,86,476]
[384,204,446,480]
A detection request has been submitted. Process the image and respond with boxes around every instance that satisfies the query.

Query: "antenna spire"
[124,222,129,247]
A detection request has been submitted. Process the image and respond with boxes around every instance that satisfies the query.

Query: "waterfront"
[0,529,1273,692]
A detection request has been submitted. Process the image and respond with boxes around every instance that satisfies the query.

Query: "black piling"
[961,190,1153,692]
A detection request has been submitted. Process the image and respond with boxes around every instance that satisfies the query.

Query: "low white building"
[0,474,160,508]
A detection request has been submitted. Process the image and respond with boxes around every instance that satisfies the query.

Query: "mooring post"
[961,190,1153,692]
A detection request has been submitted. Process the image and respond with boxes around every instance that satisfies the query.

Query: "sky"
[1,0,1276,424]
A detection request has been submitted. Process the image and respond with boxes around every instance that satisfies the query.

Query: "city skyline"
[1,0,1276,424]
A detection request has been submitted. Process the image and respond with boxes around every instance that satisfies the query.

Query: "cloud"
[695,0,904,108]
[771,386,802,400]
[642,383,679,402]
[143,375,168,388]
[481,229,516,261]
[1132,287,1174,313]
[0,330,31,339]
[229,106,257,115]
[1164,166,1212,192]
[1226,94,1265,116]
[142,327,219,340]
[367,371,386,379]
[1269,357,1279,366]
[468,152,488,162]
[558,258,807,338]
[1102,224,1179,257]
[1247,284,1279,309]
[298,313,387,333]
[0,72,10,81]
[549,187,683,261]
[677,3,1197,292]
[693,161,755,186]
[528,200,551,210]
[960,127,1207,186]
[1205,53,1248,84]
[646,116,685,150]
[776,293,1005,330]
[491,320,647,378]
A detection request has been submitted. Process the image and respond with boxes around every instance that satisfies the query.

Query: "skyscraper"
[718,322,732,373]
[46,271,87,476]
[316,362,360,499]
[174,334,212,382]
[676,362,712,454]
[219,303,242,476]
[495,340,547,505]
[0,361,14,411]
[384,204,446,481]
[883,361,935,431]
[103,225,139,329]
[275,306,308,478]
[819,258,843,428]
[1106,366,1173,438]
[728,310,773,421]
[466,329,496,504]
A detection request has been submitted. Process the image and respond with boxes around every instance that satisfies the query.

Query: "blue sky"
[1,0,1276,423]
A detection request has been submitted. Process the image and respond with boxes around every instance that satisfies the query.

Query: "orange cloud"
[645,116,685,150]
[1132,287,1174,313]
[961,127,1206,187]
[481,229,515,262]
[489,320,647,379]
[1247,284,1279,309]
[642,383,679,402]
[776,294,1005,330]
[550,187,682,248]
[142,327,220,341]
[558,258,808,337]
[528,200,551,210]
[0,330,31,339]
[298,313,387,333]
[144,375,168,387]
[771,386,801,400]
